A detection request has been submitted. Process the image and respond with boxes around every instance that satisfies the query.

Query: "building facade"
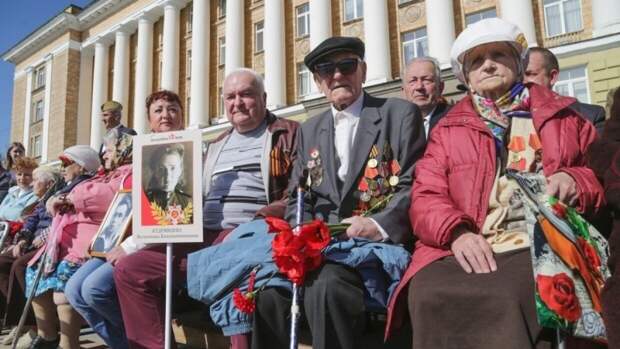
[3,0,620,163]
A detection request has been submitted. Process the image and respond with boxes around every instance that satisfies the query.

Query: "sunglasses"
[59,156,75,168]
[314,58,361,78]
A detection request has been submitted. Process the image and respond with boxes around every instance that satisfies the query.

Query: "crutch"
[11,250,47,349]
[0,222,10,250]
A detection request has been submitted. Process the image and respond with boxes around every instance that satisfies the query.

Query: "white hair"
[405,56,442,83]
[33,166,59,184]
[223,68,265,96]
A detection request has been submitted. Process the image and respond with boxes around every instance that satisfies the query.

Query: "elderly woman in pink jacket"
[24,130,133,349]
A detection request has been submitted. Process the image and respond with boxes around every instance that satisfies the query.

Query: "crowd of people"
[0,17,617,349]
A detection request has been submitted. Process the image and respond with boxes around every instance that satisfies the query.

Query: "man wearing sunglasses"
[252,36,426,349]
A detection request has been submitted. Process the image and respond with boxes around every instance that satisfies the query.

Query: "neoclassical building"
[3,0,620,163]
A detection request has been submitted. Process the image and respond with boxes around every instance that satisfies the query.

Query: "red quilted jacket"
[385,83,605,338]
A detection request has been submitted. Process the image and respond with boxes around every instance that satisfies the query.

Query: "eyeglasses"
[314,58,361,78]
[59,156,75,169]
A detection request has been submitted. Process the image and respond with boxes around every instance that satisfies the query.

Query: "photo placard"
[89,190,132,257]
[132,130,203,243]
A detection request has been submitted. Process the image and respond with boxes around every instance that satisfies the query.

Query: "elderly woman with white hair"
[24,137,132,349]
[0,146,99,346]
[384,18,605,348]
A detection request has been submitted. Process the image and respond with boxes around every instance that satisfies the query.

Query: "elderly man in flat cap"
[252,36,425,349]
[99,101,137,154]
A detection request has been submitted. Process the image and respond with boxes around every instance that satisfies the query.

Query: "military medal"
[367,158,378,168]
[307,148,323,187]
[389,175,399,186]
[360,192,371,202]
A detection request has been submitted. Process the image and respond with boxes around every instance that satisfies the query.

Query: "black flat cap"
[304,36,365,72]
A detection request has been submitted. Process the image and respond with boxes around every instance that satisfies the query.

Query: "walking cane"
[289,173,308,349]
[11,250,47,349]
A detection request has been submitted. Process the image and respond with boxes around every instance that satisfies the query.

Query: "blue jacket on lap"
[187,219,410,336]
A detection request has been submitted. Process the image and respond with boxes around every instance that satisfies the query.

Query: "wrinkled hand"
[546,172,578,206]
[342,216,382,241]
[11,242,25,258]
[450,228,497,274]
[106,246,127,266]
[32,236,45,248]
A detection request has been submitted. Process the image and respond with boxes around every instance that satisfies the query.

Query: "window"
[186,50,192,78]
[544,0,582,37]
[32,99,44,122]
[34,66,46,89]
[296,3,310,37]
[219,37,226,65]
[398,0,413,4]
[401,28,428,65]
[31,135,42,158]
[344,0,363,22]
[297,63,311,98]
[255,21,264,53]
[217,87,226,120]
[554,66,590,103]
[465,8,497,26]
[218,0,227,18]
[187,6,193,33]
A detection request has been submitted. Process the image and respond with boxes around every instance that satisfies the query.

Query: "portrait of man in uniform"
[141,142,194,225]
[90,191,132,256]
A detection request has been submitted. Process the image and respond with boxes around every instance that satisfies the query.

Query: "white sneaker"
[15,329,37,349]
[1,326,19,345]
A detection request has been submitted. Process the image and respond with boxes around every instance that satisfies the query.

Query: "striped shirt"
[204,122,268,230]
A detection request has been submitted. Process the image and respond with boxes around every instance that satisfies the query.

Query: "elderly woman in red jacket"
[386,18,604,349]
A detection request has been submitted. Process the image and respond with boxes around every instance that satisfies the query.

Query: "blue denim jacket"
[187,219,410,335]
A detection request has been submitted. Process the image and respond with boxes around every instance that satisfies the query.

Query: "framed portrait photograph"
[132,129,203,243]
[89,190,132,257]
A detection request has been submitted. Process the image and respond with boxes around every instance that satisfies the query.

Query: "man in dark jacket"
[401,56,450,139]
[252,36,425,349]
[524,47,606,134]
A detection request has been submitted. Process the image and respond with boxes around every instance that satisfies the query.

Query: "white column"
[90,40,109,149]
[76,48,94,145]
[500,0,538,47]
[363,0,392,84]
[112,28,131,124]
[309,0,332,49]
[592,0,620,37]
[309,0,331,95]
[425,0,456,67]
[41,54,53,163]
[189,1,210,128]
[134,15,154,134]
[224,0,244,74]
[22,67,34,153]
[264,0,286,109]
[161,1,181,92]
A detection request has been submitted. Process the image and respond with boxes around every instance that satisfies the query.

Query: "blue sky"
[0,0,92,159]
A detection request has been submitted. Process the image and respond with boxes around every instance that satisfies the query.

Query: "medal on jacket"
[307,148,323,187]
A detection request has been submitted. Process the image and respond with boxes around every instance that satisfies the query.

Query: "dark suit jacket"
[285,93,426,244]
[427,101,451,141]
[569,101,606,135]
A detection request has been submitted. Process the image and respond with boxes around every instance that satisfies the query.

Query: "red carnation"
[537,273,582,322]
[8,221,23,236]
[265,217,294,234]
[232,270,258,314]
[271,219,331,285]
[233,288,256,314]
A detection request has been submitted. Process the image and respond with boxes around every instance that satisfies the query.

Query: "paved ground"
[0,327,108,349]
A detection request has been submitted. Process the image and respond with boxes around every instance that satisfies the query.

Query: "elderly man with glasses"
[251,36,426,349]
